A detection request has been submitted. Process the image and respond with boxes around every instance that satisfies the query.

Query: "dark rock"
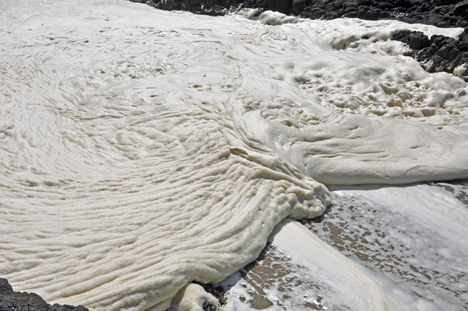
[431,34,456,47]
[440,0,463,4]
[0,278,88,311]
[292,0,306,15]
[392,31,431,49]
[393,29,468,80]
[363,7,381,20]
[342,10,358,18]
[436,42,460,61]
[131,0,468,28]
[460,27,468,41]
[418,44,439,60]
[203,302,219,311]
[454,0,468,15]
[410,32,431,49]
[0,279,13,295]
[459,40,468,50]
[131,0,468,80]
[378,2,394,10]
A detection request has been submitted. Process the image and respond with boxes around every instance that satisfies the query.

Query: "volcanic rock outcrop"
[131,0,468,79]
[132,0,468,28]
[0,278,89,311]
[392,28,468,79]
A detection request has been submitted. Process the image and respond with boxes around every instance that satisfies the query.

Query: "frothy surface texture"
[224,182,468,311]
[1,1,467,310]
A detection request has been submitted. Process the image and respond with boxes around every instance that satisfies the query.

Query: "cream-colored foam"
[268,219,393,311]
[169,284,220,311]
[1,0,467,310]
[224,184,468,311]
[0,2,328,310]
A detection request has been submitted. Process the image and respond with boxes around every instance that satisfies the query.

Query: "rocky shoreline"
[132,0,468,79]
[131,0,468,27]
[392,28,468,79]
[0,278,88,311]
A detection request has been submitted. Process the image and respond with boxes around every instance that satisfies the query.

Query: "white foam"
[0,2,328,310]
[240,10,299,25]
[1,0,468,310]
[169,284,220,311]
[268,219,394,311]
[224,183,468,310]
[318,184,468,310]
[222,219,395,311]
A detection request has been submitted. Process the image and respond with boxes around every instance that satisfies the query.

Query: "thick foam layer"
[1,0,468,310]
[222,183,468,311]
[308,183,468,310]
[268,219,393,311]
[0,2,329,310]
[239,12,468,185]
[223,219,394,311]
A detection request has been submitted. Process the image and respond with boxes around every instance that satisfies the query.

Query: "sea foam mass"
[1,0,468,310]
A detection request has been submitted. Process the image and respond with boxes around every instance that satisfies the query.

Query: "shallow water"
[1,1,468,310]
[219,182,468,311]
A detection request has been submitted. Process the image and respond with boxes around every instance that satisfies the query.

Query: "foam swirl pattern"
[0,2,329,310]
[0,1,467,310]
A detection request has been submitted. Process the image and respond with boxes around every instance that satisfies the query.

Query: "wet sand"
[205,180,468,310]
